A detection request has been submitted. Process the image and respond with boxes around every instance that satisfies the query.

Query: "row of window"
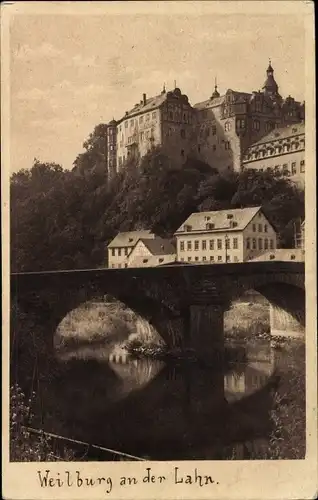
[111,263,128,268]
[246,238,274,250]
[252,223,268,233]
[179,237,274,252]
[180,238,239,252]
[110,247,132,257]
[248,161,305,175]
[248,140,305,160]
[120,112,157,130]
[180,255,239,263]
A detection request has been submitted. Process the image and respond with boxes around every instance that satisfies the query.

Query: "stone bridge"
[11,261,305,357]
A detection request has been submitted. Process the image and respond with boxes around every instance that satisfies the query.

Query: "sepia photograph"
[2,1,317,499]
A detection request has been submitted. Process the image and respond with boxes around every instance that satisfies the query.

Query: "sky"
[9,5,306,173]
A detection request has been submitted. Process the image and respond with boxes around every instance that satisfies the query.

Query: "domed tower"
[262,60,280,98]
[211,77,220,100]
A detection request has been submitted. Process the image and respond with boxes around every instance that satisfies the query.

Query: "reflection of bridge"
[11,261,305,357]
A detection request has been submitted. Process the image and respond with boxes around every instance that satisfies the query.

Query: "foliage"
[10,127,305,272]
[10,383,75,461]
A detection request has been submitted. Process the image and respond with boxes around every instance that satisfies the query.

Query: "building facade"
[241,122,305,187]
[115,87,196,171]
[99,61,305,181]
[126,237,176,268]
[174,207,277,264]
[193,63,305,173]
[107,230,156,268]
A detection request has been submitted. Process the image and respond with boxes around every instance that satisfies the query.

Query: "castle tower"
[211,77,220,99]
[262,60,280,98]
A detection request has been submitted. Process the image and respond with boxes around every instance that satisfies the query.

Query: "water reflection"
[33,337,279,461]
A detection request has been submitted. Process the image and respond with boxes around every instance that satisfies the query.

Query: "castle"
[104,62,305,181]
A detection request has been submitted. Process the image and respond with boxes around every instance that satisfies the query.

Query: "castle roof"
[247,122,305,148]
[175,207,264,234]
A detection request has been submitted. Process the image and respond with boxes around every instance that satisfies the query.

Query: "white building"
[127,237,176,268]
[174,206,277,264]
[107,230,156,268]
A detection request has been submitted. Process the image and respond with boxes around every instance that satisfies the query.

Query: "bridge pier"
[188,304,225,357]
[269,304,305,339]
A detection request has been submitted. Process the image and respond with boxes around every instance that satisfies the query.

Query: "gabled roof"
[139,237,176,255]
[175,207,262,234]
[108,230,155,248]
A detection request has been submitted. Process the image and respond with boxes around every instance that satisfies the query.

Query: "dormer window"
[184,224,192,232]
[290,255,296,260]
[143,259,148,263]
[129,238,133,242]
[270,254,275,260]
[206,223,215,230]
[230,221,238,228]
[205,216,211,221]
[227,214,233,219]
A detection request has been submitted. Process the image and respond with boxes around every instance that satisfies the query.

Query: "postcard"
[1,1,317,499]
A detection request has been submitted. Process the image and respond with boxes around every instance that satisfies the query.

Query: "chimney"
[143,93,147,105]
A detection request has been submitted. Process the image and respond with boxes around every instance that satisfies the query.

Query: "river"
[27,336,305,461]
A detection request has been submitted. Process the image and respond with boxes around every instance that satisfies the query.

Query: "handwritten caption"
[37,467,220,494]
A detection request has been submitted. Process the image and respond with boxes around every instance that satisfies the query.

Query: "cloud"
[14,43,63,60]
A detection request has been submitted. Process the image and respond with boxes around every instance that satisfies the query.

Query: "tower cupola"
[262,59,279,97]
[211,77,220,99]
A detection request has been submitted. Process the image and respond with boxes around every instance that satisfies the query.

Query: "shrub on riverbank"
[10,384,75,462]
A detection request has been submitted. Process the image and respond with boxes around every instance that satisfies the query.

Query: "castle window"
[194,240,199,251]
[217,239,222,250]
[270,254,275,260]
[195,257,199,262]
[283,164,289,174]
[218,256,222,262]
[224,122,231,132]
[225,141,231,150]
[209,239,214,250]
[180,241,185,251]
[202,240,207,250]
[233,238,238,249]
[111,249,115,256]
[258,238,263,250]
[291,162,297,174]
[264,224,268,233]
[124,248,128,256]
[237,118,246,129]
[252,224,256,232]
[225,238,230,249]
[253,119,260,131]
[300,160,305,173]
[118,248,122,257]
[188,257,191,262]
[264,238,268,249]
[290,255,296,260]
[187,241,192,250]
[207,223,215,230]
[246,238,251,249]
[210,255,214,261]
[258,224,262,232]
[270,239,274,249]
